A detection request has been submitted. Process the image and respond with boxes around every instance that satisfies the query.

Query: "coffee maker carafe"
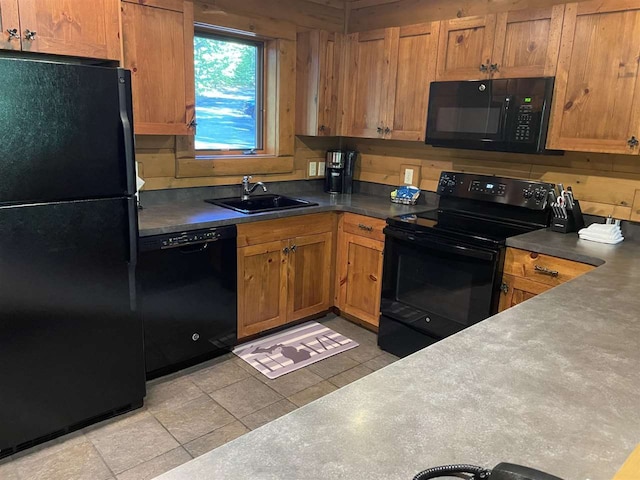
[324,150,357,194]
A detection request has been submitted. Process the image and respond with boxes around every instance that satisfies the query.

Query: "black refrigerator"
[0,58,145,457]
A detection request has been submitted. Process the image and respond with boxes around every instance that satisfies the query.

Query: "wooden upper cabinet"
[287,232,333,322]
[16,0,120,59]
[0,0,20,50]
[121,0,195,136]
[547,1,640,154]
[343,23,439,140]
[343,29,390,138]
[386,23,439,141]
[436,15,496,81]
[491,5,564,78]
[296,30,343,137]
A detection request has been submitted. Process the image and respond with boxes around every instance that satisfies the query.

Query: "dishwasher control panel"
[139,225,237,252]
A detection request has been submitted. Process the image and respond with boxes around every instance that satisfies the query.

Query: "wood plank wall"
[346,0,591,32]
[137,135,336,190]
[345,138,640,221]
[138,0,343,191]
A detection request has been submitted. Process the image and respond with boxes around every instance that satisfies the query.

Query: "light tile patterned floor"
[0,315,398,480]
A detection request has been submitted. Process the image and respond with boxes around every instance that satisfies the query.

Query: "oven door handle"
[384,228,498,261]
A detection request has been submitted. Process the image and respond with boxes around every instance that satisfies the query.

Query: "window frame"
[176,16,296,179]
[193,28,266,155]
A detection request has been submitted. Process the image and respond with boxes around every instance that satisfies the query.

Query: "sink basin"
[205,194,318,214]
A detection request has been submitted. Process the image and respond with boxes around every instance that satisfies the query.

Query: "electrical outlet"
[318,161,326,177]
[308,161,317,177]
[404,168,414,185]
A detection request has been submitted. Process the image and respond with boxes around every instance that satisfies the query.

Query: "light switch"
[308,161,317,177]
[404,168,414,185]
[318,161,326,177]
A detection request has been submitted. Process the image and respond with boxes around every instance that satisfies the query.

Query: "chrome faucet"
[241,175,267,200]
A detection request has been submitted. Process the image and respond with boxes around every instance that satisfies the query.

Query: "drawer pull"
[534,265,559,277]
[358,223,373,232]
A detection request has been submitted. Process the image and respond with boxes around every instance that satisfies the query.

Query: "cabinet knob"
[6,28,19,40]
[628,136,639,148]
[490,63,499,73]
[282,246,290,254]
[376,126,383,134]
[290,244,297,252]
[319,125,326,132]
[188,119,198,129]
[479,63,488,72]
[24,29,36,40]
[384,127,391,135]
[500,283,509,294]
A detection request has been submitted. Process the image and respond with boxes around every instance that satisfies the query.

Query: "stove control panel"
[438,171,554,210]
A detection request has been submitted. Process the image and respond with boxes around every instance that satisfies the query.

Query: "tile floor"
[0,314,398,480]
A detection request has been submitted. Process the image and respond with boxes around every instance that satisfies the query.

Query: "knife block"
[550,200,585,233]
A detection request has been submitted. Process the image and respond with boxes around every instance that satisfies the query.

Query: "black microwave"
[425,77,558,154]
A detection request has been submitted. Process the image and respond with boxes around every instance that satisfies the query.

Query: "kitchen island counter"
[155,228,640,480]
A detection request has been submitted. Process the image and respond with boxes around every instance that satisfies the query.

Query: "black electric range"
[378,171,555,357]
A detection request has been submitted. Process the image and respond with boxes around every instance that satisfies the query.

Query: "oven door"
[380,227,502,343]
[426,79,508,147]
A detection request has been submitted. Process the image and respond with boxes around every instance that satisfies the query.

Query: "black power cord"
[413,464,490,480]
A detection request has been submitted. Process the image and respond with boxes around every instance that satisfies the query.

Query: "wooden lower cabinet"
[498,247,595,312]
[288,232,333,322]
[237,240,288,338]
[236,214,334,339]
[335,213,386,328]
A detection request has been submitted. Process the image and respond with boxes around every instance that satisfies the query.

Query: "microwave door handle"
[501,95,513,140]
[385,228,496,262]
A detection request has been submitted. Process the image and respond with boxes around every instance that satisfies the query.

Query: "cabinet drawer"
[342,213,386,242]
[237,213,334,247]
[503,248,595,287]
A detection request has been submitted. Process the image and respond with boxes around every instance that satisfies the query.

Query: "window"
[194,31,264,152]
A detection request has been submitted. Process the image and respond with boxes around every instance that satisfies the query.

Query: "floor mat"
[232,321,359,379]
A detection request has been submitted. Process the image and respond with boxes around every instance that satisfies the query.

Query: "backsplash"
[344,137,640,222]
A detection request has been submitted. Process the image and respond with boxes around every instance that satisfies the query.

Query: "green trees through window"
[194,33,263,151]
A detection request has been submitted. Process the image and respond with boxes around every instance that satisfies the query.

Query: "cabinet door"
[491,5,564,78]
[435,15,496,81]
[121,0,195,135]
[17,0,120,59]
[287,232,333,322]
[385,23,440,141]
[337,233,384,327]
[343,29,392,138]
[0,0,20,50]
[547,1,640,154]
[237,240,288,339]
[296,31,342,136]
[498,274,551,312]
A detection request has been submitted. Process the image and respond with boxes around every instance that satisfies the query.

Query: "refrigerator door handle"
[117,68,136,197]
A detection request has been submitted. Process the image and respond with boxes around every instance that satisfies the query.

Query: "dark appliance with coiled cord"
[413,462,563,480]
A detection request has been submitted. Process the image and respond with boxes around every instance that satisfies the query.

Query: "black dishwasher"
[138,225,237,379]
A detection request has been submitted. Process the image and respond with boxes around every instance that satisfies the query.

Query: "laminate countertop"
[138,193,429,237]
[155,228,640,480]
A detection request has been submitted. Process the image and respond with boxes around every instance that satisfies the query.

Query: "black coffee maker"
[324,150,358,194]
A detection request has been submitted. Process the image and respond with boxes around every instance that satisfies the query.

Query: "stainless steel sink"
[205,194,318,214]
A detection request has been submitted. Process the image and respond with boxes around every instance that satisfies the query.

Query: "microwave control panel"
[438,172,554,210]
[514,102,534,142]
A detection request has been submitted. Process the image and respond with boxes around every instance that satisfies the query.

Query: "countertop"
[138,193,429,237]
[155,228,640,480]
